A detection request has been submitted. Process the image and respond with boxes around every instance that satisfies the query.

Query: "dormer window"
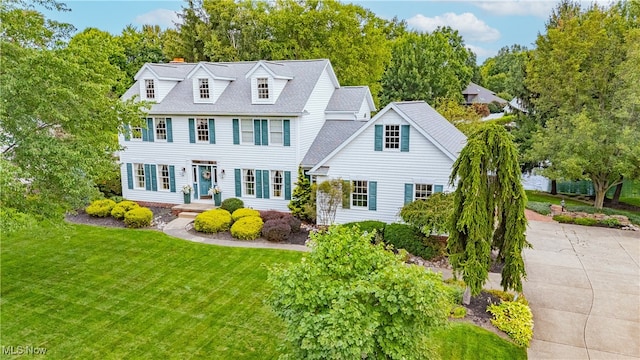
[145,79,155,99]
[199,78,210,99]
[257,78,269,99]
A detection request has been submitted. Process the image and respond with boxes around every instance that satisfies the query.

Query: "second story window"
[145,79,155,99]
[270,119,283,145]
[196,118,209,142]
[241,119,254,144]
[257,78,269,99]
[131,126,143,140]
[199,78,210,99]
[155,118,167,141]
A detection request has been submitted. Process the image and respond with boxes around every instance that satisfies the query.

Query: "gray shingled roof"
[462,82,508,105]
[393,101,467,158]
[122,59,333,115]
[325,86,369,112]
[301,120,367,167]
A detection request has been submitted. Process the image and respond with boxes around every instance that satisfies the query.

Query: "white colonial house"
[118,59,466,224]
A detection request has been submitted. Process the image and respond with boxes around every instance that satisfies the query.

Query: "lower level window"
[352,180,368,208]
[134,163,145,189]
[158,164,170,190]
[272,170,283,198]
[243,169,255,196]
[414,184,433,200]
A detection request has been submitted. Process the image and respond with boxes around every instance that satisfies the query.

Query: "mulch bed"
[65,207,177,230]
[185,226,310,246]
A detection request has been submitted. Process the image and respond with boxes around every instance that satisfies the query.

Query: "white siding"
[137,69,178,102]
[250,68,277,104]
[190,68,231,104]
[317,109,456,224]
[299,67,337,163]
[357,98,372,121]
[119,115,300,211]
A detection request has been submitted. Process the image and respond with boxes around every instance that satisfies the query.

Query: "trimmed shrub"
[220,197,244,214]
[124,207,153,228]
[487,301,534,347]
[86,199,116,217]
[450,306,467,319]
[230,216,263,240]
[194,209,232,233]
[383,223,434,259]
[231,208,260,221]
[109,196,125,204]
[342,220,386,236]
[263,218,291,242]
[599,217,621,228]
[526,201,551,215]
[553,214,574,223]
[259,210,286,222]
[574,217,597,226]
[111,200,139,219]
[289,216,301,233]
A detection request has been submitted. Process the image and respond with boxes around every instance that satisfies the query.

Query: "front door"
[198,165,213,198]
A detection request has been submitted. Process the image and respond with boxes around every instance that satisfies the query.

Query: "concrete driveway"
[524,221,640,359]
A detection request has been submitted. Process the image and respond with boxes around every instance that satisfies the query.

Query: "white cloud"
[407,12,500,42]
[134,9,180,28]
[466,44,497,59]
[473,1,556,18]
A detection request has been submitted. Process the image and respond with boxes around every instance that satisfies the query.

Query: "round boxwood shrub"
[85,199,116,217]
[111,200,140,219]
[124,207,153,228]
[231,208,260,221]
[574,217,597,226]
[230,216,263,240]
[383,223,434,259]
[263,218,292,242]
[220,197,244,214]
[194,209,232,233]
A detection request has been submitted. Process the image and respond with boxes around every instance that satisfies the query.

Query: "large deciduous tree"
[268,226,451,359]
[479,44,529,101]
[527,2,639,208]
[448,124,530,298]
[0,1,147,218]
[379,28,474,107]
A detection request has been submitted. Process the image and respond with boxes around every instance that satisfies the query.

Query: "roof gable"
[186,63,236,81]
[245,60,294,80]
[325,86,376,112]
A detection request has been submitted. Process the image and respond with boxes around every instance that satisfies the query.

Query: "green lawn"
[2,224,526,359]
[525,190,585,206]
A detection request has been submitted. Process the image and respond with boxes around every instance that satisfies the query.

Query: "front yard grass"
[2,223,527,359]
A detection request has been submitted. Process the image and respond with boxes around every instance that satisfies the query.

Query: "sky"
[39,0,575,63]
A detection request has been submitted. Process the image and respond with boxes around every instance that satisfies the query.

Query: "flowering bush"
[182,184,193,194]
[208,185,221,195]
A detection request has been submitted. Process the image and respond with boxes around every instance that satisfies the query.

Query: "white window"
[199,78,210,99]
[241,119,253,144]
[257,78,269,99]
[158,164,170,191]
[385,125,400,150]
[134,163,145,189]
[243,169,255,196]
[414,184,433,200]
[155,118,167,141]
[131,126,143,140]
[352,180,368,208]
[272,170,283,198]
[196,118,209,142]
[145,79,155,99]
[270,119,283,145]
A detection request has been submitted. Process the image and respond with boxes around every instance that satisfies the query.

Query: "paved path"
[524,221,640,359]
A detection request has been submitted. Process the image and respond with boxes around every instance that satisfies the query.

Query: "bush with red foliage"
[259,210,302,233]
[263,218,292,242]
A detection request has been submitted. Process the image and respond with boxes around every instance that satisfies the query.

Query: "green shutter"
[262,170,270,199]
[434,185,444,193]
[208,118,215,144]
[142,121,149,141]
[166,118,173,143]
[147,118,154,142]
[124,124,131,141]
[284,171,291,200]
[342,180,351,209]
[254,120,261,145]
[150,164,158,191]
[374,125,383,151]
[256,170,263,198]
[401,125,410,152]
[261,119,269,145]
[232,119,240,144]
[368,181,377,211]
[283,120,290,146]
[404,183,413,204]
[144,164,152,190]
[169,165,176,192]
[126,163,133,189]
[235,169,241,196]
[188,118,195,143]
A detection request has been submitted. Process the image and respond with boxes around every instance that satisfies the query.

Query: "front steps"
[171,203,215,218]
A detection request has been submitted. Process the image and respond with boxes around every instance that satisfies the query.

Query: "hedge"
[383,223,435,259]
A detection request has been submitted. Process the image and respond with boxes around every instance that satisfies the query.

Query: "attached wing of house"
[462,82,508,106]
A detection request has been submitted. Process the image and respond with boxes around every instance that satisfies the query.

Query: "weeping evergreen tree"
[447,124,530,298]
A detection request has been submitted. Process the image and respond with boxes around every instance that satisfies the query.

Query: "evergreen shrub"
[220,198,244,214]
[552,214,574,223]
[383,223,434,259]
[111,200,139,219]
[230,216,263,240]
[194,209,232,233]
[231,208,260,221]
[487,301,534,347]
[124,207,153,228]
[86,199,116,217]
[574,217,597,226]
[262,218,291,242]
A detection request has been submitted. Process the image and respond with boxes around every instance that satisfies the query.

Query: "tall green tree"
[527,2,639,208]
[448,124,530,297]
[0,1,147,218]
[118,24,167,90]
[380,28,473,107]
[479,44,529,100]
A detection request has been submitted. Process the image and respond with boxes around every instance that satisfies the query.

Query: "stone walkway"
[524,221,640,359]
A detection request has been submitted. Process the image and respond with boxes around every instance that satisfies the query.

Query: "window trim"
[196,118,209,143]
[240,119,254,145]
[257,77,269,100]
[158,164,171,192]
[271,170,284,199]
[131,126,143,141]
[351,180,368,209]
[134,163,145,189]
[414,183,433,201]
[145,79,155,99]
[269,119,283,146]
[198,78,210,99]
[155,118,167,142]
[243,169,256,197]
[384,124,400,150]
